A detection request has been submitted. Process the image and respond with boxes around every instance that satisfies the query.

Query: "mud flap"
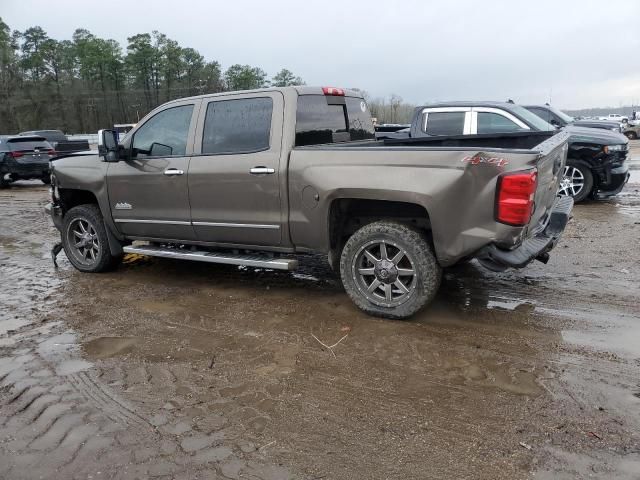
[51,242,63,268]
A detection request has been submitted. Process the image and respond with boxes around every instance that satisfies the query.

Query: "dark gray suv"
[0,135,55,188]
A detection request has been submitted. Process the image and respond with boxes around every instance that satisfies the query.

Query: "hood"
[572,120,620,130]
[563,125,628,146]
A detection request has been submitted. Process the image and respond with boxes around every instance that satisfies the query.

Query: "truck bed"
[301,131,557,151]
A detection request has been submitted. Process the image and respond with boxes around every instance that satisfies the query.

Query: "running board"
[123,245,298,271]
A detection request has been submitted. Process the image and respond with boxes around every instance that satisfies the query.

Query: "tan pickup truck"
[47,86,572,319]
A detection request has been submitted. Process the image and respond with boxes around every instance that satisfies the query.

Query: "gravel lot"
[1,142,639,479]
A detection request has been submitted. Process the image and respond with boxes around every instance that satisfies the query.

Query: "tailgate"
[528,131,569,233]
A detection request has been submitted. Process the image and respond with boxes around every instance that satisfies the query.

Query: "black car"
[19,129,90,154]
[383,101,629,202]
[522,105,629,201]
[523,105,623,133]
[0,135,55,188]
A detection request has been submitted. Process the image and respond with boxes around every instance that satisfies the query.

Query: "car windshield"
[511,105,556,131]
[549,107,574,123]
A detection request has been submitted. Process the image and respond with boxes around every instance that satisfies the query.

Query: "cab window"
[132,105,194,158]
[202,97,272,155]
[424,112,465,136]
[477,112,524,134]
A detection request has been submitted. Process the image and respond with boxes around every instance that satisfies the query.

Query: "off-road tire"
[61,204,121,272]
[564,159,593,203]
[340,221,442,319]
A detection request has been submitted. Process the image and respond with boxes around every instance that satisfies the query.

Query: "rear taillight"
[9,151,24,158]
[46,149,56,156]
[496,170,538,226]
[322,87,345,96]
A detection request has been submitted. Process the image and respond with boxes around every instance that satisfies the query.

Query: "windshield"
[549,106,574,123]
[511,105,556,131]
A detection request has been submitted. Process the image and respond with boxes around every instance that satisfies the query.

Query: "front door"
[107,101,199,240]
[188,92,284,246]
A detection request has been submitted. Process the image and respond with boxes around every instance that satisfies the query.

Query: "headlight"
[606,144,626,152]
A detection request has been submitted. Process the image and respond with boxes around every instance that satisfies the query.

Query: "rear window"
[8,138,51,151]
[295,95,375,146]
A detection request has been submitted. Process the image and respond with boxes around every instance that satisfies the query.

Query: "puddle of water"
[55,359,92,375]
[37,331,92,375]
[0,317,31,336]
[83,336,139,359]
[537,306,640,359]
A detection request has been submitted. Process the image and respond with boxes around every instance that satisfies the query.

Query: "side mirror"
[549,119,561,128]
[98,129,120,162]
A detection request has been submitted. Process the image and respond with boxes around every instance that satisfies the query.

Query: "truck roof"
[418,101,519,109]
[161,86,365,105]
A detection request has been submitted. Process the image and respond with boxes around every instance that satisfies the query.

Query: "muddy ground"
[1,144,639,479]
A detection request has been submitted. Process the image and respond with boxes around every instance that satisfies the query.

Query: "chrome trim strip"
[114,219,191,225]
[192,222,280,229]
[123,245,298,271]
[114,219,280,229]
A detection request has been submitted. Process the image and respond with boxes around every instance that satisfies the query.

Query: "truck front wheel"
[340,221,442,319]
[61,204,121,272]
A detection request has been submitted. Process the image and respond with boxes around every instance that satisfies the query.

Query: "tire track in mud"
[0,185,292,479]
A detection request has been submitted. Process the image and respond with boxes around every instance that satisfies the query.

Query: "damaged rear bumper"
[476,195,574,271]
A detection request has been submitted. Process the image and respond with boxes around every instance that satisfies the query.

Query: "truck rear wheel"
[340,221,441,319]
[61,204,121,273]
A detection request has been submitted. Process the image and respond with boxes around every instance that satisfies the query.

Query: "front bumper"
[46,202,64,231]
[476,195,574,271]
[597,163,630,197]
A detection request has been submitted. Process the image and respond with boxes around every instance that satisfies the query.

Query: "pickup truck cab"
[48,87,572,319]
[383,101,629,202]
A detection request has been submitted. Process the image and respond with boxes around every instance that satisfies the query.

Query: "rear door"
[107,100,199,240]
[188,91,284,246]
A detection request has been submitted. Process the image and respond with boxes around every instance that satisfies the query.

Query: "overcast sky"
[3,0,639,109]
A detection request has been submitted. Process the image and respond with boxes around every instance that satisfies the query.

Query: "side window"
[477,112,524,134]
[202,97,272,154]
[132,105,194,158]
[425,112,465,136]
[528,107,552,123]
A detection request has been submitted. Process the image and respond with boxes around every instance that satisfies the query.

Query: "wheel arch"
[58,188,124,256]
[327,197,433,270]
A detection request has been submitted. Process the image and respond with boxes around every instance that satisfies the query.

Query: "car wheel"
[624,131,637,140]
[61,204,121,272]
[340,221,442,319]
[559,160,593,203]
[0,173,11,189]
[41,175,51,185]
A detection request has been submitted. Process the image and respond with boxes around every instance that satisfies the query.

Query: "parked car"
[0,135,55,187]
[46,87,572,319]
[379,101,628,203]
[599,113,628,123]
[523,105,623,133]
[19,130,90,154]
[623,123,640,140]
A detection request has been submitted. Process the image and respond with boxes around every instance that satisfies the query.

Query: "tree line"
[0,18,305,134]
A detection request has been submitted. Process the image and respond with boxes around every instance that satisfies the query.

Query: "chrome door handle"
[250,167,275,174]
[164,168,184,176]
